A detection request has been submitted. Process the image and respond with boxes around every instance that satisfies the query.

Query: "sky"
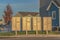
[0,0,39,19]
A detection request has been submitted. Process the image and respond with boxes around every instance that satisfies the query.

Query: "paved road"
[0,37,60,40]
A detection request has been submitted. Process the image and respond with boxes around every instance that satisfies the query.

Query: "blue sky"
[0,0,39,18]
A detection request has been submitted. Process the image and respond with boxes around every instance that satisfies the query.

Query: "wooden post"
[57,26,59,32]
[26,17,28,35]
[46,30,48,35]
[36,30,38,35]
[15,30,17,36]
[36,17,38,35]
[46,18,48,35]
[15,18,17,36]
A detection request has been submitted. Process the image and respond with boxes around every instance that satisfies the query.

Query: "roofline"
[18,12,39,13]
[46,1,59,11]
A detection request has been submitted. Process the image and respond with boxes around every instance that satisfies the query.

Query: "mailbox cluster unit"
[12,12,52,31]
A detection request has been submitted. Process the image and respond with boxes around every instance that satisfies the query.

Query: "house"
[46,0,60,28]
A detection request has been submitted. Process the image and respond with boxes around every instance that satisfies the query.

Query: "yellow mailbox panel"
[33,17,37,31]
[12,17,20,31]
[43,17,52,31]
[22,17,27,31]
[26,17,31,31]
[12,17,16,31]
[37,17,41,30]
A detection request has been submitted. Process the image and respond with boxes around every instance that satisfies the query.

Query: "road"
[0,37,60,40]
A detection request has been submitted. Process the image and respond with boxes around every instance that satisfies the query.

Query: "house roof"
[47,0,60,11]
[40,0,60,17]
[14,12,39,17]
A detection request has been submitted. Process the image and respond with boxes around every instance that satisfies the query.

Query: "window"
[52,11,56,19]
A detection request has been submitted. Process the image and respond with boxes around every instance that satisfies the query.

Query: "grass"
[28,31,36,34]
[38,31,46,34]
[0,32,15,36]
[48,31,60,34]
[0,31,60,36]
[17,31,26,35]
[0,31,26,36]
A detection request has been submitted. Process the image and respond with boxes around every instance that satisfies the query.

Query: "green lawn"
[0,32,15,36]
[38,31,46,34]
[27,31,36,34]
[48,31,60,34]
[0,31,60,36]
[17,31,26,35]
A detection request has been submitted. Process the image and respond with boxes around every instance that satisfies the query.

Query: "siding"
[48,3,59,27]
